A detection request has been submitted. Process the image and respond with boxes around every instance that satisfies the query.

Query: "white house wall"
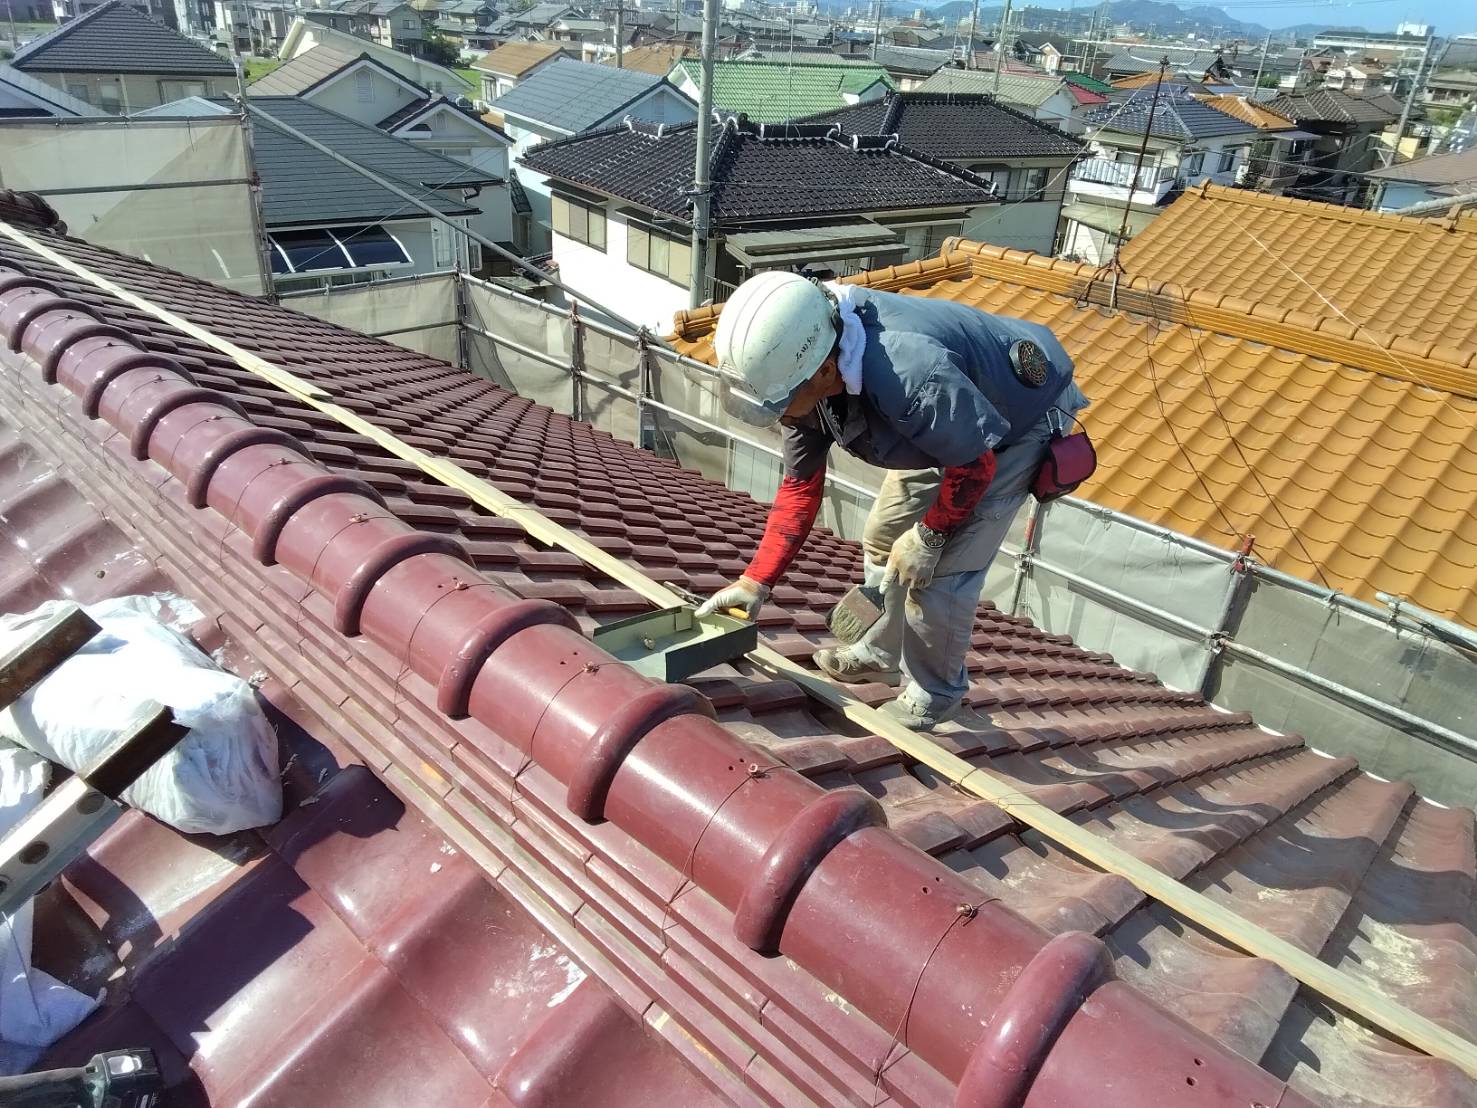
[964,200,1058,255]
[550,207,689,332]
[308,64,424,126]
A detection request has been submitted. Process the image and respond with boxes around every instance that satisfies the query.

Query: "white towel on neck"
[825,282,866,395]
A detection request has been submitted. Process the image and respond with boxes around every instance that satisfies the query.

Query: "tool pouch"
[1031,410,1097,503]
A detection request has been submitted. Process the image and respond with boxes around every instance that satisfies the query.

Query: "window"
[67,82,91,102]
[968,165,1007,194]
[1217,148,1236,173]
[552,194,606,251]
[98,80,122,112]
[1013,166,1049,202]
[267,225,410,274]
[355,69,374,103]
[402,16,415,27]
[899,222,961,260]
[627,219,691,286]
[161,79,208,101]
[1182,151,1205,177]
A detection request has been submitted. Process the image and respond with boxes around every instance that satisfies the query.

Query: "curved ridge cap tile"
[32,316,134,383]
[954,930,1113,1108]
[83,350,197,418]
[185,425,304,508]
[333,531,472,636]
[733,788,885,952]
[436,597,580,718]
[253,471,390,566]
[566,684,716,822]
[1,287,82,351]
[126,386,248,461]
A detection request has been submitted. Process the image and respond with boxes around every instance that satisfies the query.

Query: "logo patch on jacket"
[1009,340,1050,388]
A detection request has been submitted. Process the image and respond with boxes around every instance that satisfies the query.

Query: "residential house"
[1262,87,1401,204]
[1193,92,1309,195]
[303,0,430,56]
[1321,62,1393,94]
[1102,46,1234,83]
[521,114,998,331]
[1060,84,1260,263]
[473,40,576,101]
[601,42,693,76]
[801,90,1084,254]
[1426,68,1477,110]
[49,0,176,28]
[0,62,108,117]
[917,65,1106,133]
[11,0,236,113]
[548,16,605,47]
[213,0,295,56]
[435,0,496,41]
[278,17,476,96]
[1366,147,1477,210]
[854,44,955,89]
[482,2,571,43]
[142,94,499,291]
[667,58,893,123]
[250,46,514,247]
[1012,31,1069,73]
[489,57,695,253]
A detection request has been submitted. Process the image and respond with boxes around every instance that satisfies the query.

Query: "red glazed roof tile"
[0,206,1470,1107]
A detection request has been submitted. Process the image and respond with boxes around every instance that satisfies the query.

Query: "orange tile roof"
[472,40,576,78]
[669,241,1477,627]
[1193,93,1294,129]
[603,43,693,76]
[1118,184,1477,364]
[1112,70,1200,88]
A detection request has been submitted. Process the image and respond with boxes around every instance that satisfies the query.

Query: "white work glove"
[695,576,771,620]
[881,524,944,591]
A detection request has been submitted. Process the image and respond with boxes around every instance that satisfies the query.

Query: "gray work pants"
[850,415,1056,714]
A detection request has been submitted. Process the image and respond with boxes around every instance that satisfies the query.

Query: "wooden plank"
[9,221,1476,1080]
[0,604,98,711]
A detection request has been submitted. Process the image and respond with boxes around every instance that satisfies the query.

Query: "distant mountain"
[914,0,1351,41]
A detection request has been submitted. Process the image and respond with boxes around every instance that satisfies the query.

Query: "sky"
[1179,0,1467,33]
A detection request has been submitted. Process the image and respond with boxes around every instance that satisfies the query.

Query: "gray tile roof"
[246,44,368,94]
[12,0,236,75]
[236,96,496,226]
[917,66,1067,109]
[521,115,997,224]
[1366,146,1477,185]
[489,57,667,133]
[1083,85,1258,142]
[1265,87,1402,126]
[866,44,956,75]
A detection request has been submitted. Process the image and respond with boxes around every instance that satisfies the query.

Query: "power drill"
[0,1049,162,1107]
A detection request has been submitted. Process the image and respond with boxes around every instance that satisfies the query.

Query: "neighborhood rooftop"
[487,57,674,135]
[11,0,236,75]
[801,90,1085,160]
[521,115,998,223]
[670,57,896,122]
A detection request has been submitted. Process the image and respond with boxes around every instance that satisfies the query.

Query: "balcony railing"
[1069,157,1177,191]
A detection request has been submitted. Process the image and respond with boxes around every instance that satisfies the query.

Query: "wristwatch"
[916,523,950,550]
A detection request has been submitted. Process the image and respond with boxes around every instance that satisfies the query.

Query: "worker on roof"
[697,272,1088,732]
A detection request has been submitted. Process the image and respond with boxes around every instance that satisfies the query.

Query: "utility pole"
[688,0,719,309]
[614,2,624,66]
[870,0,881,61]
[1386,32,1437,167]
[1251,31,1269,90]
[967,0,979,65]
[992,0,1012,94]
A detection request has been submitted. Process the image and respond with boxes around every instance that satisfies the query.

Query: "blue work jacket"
[780,288,1080,479]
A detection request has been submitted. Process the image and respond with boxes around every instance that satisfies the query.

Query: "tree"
[1258,75,1279,88]
[421,33,461,66]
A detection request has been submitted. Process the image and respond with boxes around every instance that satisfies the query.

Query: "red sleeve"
[922,450,997,532]
[745,466,825,587]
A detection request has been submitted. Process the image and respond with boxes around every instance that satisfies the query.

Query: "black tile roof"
[1083,85,1256,141]
[12,0,236,75]
[800,91,1083,161]
[238,97,497,226]
[520,115,998,225]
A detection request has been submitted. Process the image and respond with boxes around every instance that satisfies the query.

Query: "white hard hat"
[714,271,840,426]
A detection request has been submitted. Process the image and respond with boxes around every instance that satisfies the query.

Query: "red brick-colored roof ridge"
[0,243,1314,1107]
